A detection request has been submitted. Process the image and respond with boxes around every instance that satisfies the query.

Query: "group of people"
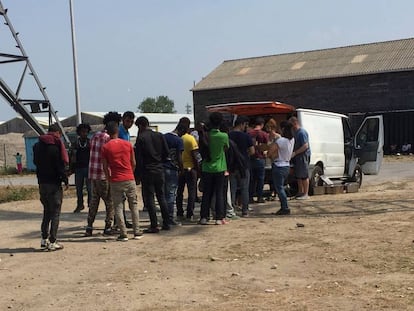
[33,110,310,251]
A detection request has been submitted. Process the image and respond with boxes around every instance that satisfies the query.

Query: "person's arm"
[130,146,136,172]
[292,142,309,158]
[102,157,110,181]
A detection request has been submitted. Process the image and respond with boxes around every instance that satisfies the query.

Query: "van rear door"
[354,115,384,175]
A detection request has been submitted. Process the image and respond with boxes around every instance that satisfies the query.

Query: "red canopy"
[206,101,296,116]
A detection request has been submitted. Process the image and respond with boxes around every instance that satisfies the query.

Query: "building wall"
[193,70,414,153]
[194,71,414,121]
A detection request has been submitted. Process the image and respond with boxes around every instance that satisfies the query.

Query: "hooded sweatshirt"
[33,133,68,185]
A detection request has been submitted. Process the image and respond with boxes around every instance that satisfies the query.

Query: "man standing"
[199,112,229,225]
[248,117,269,204]
[135,116,170,233]
[116,111,135,228]
[85,112,122,236]
[33,124,69,251]
[289,116,311,199]
[163,124,186,225]
[229,116,255,217]
[70,123,92,213]
[176,123,200,221]
[102,121,142,241]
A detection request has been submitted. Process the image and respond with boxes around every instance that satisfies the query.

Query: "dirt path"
[0,159,413,310]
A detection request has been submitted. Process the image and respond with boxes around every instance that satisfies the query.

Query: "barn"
[192,38,414,154]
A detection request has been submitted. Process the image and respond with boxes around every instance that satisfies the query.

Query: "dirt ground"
[0,158,413,311]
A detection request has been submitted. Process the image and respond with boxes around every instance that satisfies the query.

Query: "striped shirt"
[88,130,110,180]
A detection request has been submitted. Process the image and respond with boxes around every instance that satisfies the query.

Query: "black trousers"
[39,183,63,243]
[141,171,169,228]
[200,171,225,220]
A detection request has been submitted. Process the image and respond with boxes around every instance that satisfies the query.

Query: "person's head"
[264,118,277,133]
[76,123,91,139]
[280,120,294,140]
[106,121,119,138]
[175,124,188,137]
[16,152,20,156]
[135,116,149,131]
[234,115,249,131]
[208,112,223,129]
[48,123,62,138]
[103,111,122,126]
[254,117,265,129]
[289,116,300,130]
[178,117,191,129]
[122,111,135,130]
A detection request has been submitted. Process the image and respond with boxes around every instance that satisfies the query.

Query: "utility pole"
[185,103,192,114]
[69,0,81,125]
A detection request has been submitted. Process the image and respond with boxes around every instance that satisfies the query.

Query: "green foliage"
[0,186,38,203]
[0,166,18,175]
[138,96,176,113]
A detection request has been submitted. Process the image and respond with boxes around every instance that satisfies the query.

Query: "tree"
[137,96,176,113]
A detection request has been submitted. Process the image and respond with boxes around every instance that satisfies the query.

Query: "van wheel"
[350,164,363,188]
[309,166,324,196]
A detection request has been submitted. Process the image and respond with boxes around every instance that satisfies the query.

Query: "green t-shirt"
[201,129,229,173]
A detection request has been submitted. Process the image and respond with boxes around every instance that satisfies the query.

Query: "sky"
[1,0,414,121]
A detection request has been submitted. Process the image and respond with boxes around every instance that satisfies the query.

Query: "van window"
[356,118,379,146]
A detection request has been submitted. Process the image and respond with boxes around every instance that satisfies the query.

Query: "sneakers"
[103,227,114,236]
[40,238,49,250]
[256,197,266,204]
[296,194,309,200]
[73,205,85,213]
[199,218,208,225]
[84,227,93,237]
[162,224,171,231]
[116,235,128,242]
[274,208,291,215]
[143,227,160,234]
[215,219,229,225]
[241,212,249,218]
[48,241,64,251]
[134,231,144,240]
[226,214,240,220]
[168,220,182,226]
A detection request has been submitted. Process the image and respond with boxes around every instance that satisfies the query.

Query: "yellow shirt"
[182,133,199,169]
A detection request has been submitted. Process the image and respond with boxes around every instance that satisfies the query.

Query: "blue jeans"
[229,169,250,214]
[75,167,91,208]
[249,158,265,200]
[164,168,179,222]
[271,164,290,210]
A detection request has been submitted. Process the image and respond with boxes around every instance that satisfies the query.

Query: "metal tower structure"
[0,1,70,145]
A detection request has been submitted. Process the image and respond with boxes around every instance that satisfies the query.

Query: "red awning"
[206,101,296,116]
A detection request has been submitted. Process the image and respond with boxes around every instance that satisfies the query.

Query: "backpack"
[227,139,248,178]
[166,147,179,170]
[198,127,211,162]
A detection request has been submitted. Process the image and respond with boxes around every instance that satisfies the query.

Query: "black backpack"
[227,139,248,177]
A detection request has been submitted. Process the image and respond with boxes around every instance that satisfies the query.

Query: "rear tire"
[309,165,324,196]
[350,164,363,188]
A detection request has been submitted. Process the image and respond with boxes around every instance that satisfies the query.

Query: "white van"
[206,101,384,193]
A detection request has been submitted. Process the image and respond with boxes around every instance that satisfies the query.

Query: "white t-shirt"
[274,137,295,167]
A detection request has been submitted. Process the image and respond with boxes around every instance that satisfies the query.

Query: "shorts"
[293,153,310,179]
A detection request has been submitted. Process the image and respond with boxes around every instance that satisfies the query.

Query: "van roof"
[206,101,295,115]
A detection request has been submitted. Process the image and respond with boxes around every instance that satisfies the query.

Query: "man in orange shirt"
[102,121,142,241]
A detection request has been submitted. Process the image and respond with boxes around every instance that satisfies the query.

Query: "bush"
[0,186,38,203]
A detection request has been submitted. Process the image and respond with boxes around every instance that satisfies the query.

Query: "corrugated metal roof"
[193,38,414,91]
